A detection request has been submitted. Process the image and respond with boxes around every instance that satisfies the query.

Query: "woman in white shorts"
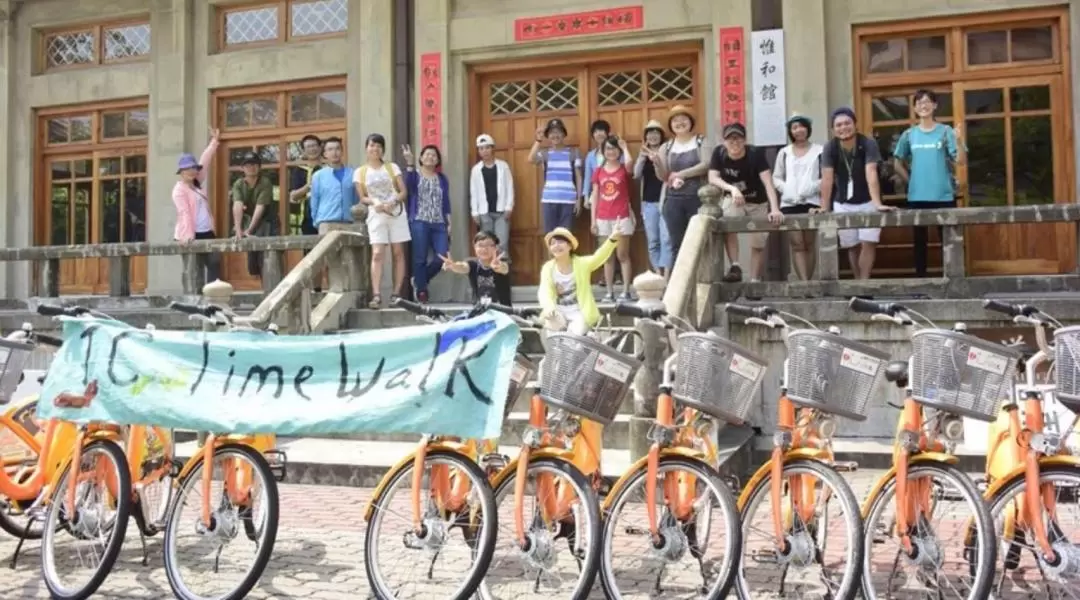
[354,133,410,308]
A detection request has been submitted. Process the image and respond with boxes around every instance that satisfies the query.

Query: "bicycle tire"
[480,456,602,600]
[736,458,865,600]
[162,443,279,600]
[599,455,741,600]
[40,438,132,600]
[364,449,497,600]
[0,400,45,540]
[861,461,995,600]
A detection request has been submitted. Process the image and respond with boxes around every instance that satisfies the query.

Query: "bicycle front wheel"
[737,458,864,600]
[40,438,132,600]
[861,461,994,600]
[600,455,741,599]
[478,456,602,600]
[162,443,279,600]
[364,449,497,600]
[986,463,1080,598]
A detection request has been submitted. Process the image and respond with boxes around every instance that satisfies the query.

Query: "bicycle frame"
[175,433,265,528]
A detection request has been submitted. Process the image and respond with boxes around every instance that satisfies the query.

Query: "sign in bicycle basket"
[785,330,889,421]
[1052,326,1080,413]
[0,338,34,405]
[505,353,536,421]
[672,332,768,423]
[538,332,641,425]
[910,329,1021,422]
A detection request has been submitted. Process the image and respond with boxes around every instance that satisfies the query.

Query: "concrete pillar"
[350,0,399,301]
[146,0,194,295]
[781,0,829,145]
[0,0,14,297]
[629,271,668,462]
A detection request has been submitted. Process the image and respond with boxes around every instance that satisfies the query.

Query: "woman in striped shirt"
[529,118,583,233]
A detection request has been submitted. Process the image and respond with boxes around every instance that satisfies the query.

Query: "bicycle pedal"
[263,450,288,483]
[721,475,740,490]
[832,461,858,472]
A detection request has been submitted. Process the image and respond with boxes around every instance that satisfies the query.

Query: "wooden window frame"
[217,0,348,53]
[961,19,1060,72]
[859,29,954,81]
[39,18,151,73]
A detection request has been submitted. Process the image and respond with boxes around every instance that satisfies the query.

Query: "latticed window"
[41,21,151,71]
[647,67,694,102]
[597,71,643,106]
[488,81,531,116]
[220,0,348,50]
[536,77,578,112]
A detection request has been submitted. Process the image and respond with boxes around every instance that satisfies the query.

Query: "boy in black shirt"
[706,122,783,282]
[441,231,512,306]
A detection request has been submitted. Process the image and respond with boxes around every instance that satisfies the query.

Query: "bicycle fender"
[734,448,833,511]
[487,447,577,491]
[362,441,473,522]
[859,452,959,519]
[602,447,705,511]
[981,454,1080,501]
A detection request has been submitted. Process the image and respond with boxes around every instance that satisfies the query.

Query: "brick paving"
[0,469,1071,598]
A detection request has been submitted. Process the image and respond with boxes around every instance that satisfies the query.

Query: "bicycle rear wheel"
[600,455,741,599]
[40,438,132,600]
[162,443,279,600]
[364,449,497,600]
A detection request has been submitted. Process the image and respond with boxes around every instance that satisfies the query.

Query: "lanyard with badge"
[840,145,856,201]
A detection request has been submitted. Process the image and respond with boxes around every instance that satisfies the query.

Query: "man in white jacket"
[470,134,515,260]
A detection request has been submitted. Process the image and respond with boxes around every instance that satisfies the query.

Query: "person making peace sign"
[440,230,512,306]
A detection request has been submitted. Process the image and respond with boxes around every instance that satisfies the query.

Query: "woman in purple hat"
[172,128,222,286]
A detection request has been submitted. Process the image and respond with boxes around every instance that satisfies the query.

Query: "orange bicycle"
[978,299,1080,597]
[849,297,998,600]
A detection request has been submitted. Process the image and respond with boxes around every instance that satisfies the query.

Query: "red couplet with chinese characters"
[420,52,442,148]
[718,27,746,127]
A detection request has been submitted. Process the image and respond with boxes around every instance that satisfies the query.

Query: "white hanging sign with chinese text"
[749,29,787,146]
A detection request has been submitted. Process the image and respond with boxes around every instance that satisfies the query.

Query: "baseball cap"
[722,123,747,139]
[241,152,261,165]
[476,134,495,147]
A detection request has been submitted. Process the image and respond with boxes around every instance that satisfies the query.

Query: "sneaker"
[601,293,616,303]
[722,265,743,283]
[417,290,429,304]
[618,292,634,302]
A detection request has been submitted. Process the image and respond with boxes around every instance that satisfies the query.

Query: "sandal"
[368,295,382,309]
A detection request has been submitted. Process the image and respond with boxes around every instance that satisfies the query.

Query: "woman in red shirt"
[589,136,635,300]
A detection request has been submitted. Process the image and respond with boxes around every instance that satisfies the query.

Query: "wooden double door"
[473,45,704,285]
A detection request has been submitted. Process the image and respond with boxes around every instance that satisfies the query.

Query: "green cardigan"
[538,237,619,327]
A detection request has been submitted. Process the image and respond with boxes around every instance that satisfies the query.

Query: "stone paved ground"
[0,470,1065,599]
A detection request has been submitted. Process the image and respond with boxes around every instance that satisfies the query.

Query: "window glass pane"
[252,99,278,127]
[125,154,147,174]
[50,184,70,245]
[103,23,151,60]
[1012,115,1053,206]
[290,0,348,37]
[865,39,903,74]
[102,112,126,139]
[50,160,71,180]
[127,110,149,136]
[965,117,1007,206]
[907,36,946,70]
[289,92,318,123]
[871,96,909,122]
[1010,85,1051,112]
[47,119,69,144]
[316,90,346,119]
[44,31,95,68]
[224,6,279,45]
[72,181,92,244]
[932,92,954,118]
[967,30,1008,65]
[1011,26,1053,62]
[871,125,909,197]
[224,100,251,128]
[124,176,147,242]
[70,117,92,142]
[99,157,122,176]
[72,159,92,177]
[964,89,1004,116]
[100,179,121,243]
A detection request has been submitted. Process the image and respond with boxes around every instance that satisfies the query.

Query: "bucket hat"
[176,153,200,174]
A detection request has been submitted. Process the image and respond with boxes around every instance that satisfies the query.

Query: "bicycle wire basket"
[539,332,642,425]
[0,338,35,405]
[672,332,769,423]
[504,353,536,421]
[785,330,890,422]
[1052,325,1080,413]
[910,328,1022,422]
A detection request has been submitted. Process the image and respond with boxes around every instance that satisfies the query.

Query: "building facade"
[0,0,1075,298]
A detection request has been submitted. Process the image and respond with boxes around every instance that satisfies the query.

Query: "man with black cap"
[230,151,278,277]
[707,122,783,283]
[820,107,894,280]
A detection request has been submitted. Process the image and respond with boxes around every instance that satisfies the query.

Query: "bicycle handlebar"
[983,299,1039,319]
[169,301,227,319]
[36,304,89,317]
[484,302,541,319]
[34,332,64,348]
[724,303,776,320]
[848,297,908,316]
[392,297,447,320]
[613,301,667,320]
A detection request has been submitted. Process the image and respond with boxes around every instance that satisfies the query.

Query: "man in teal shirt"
[893,89,967,277]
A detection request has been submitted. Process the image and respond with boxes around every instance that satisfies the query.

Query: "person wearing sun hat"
[633,119,672,276]
[529,117,583,233]
[172,127,222,287]
[773,112,825,280]
[641,105,712,272]
[538,217,629,336]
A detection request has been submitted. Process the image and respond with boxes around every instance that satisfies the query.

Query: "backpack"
[661,134,705,157]
[356,163,403,198]
[829,134,887,187]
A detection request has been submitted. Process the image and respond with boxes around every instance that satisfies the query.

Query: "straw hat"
[667,105,695,131]
[544,227,579,251]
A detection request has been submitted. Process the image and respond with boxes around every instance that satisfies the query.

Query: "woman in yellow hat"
[538,217,629,335]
